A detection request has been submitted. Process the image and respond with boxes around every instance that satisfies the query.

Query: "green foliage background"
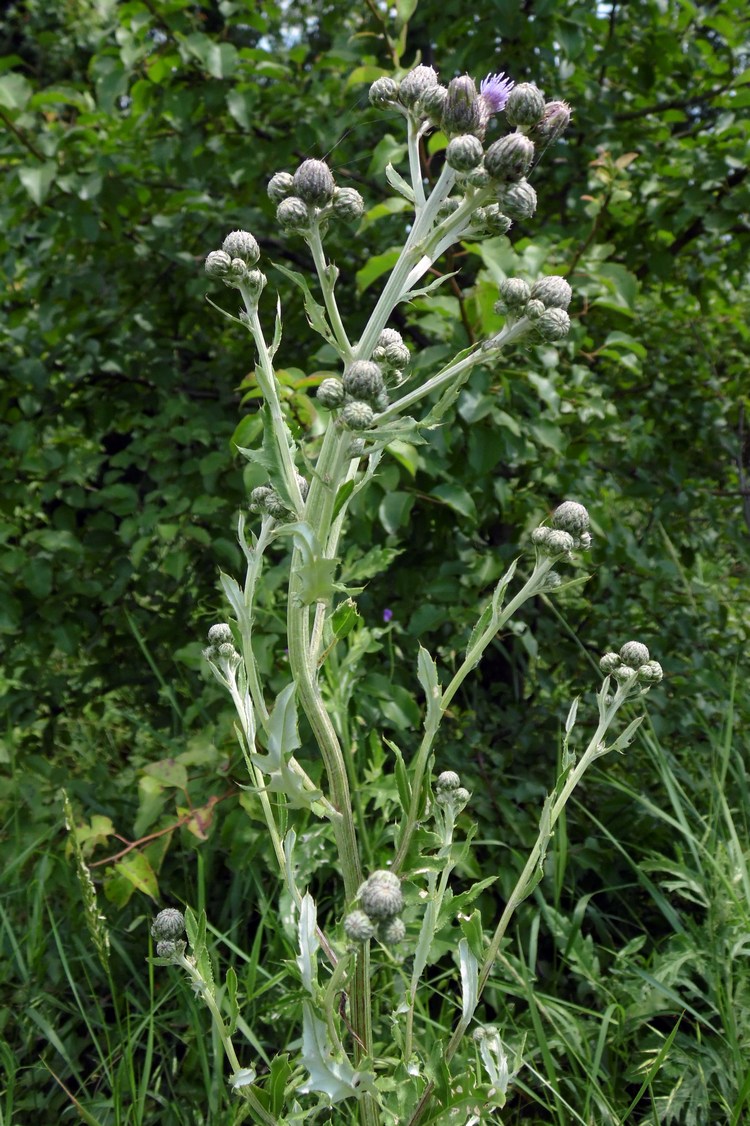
[1,0,749,1121]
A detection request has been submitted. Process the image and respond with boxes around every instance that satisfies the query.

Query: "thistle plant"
[151,62,663,1124]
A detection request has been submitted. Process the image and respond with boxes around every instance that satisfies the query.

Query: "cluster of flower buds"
[268,159,365,234]
[531,500,591,559]
[202,622,242,672]
[494,275,572,341]
[344,869,406,947]
[151,908,186,960]
[434,770,471,811]
[369,66,571,233]
[316,327,406,431]
[205,230,267,297]
[249,475,309,521]
[600,642,663,688]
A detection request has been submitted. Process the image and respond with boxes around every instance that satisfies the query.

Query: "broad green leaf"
[0,72,32,110]
[112,851,159,902]
[18,163,57,205]
[143,758,188,789]
[356,248,401,295]
[430,483,477,521]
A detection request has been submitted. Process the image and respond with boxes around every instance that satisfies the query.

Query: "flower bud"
[530,276,572,310]
[485,133,535,182]
[578,531,592,551]
[377,917,406,945]
[419,83,448,124]
[619,641,650,668]
[156,940,179,958]
[437,198,461,220]
[383,340,410,368]
[205,250,232,278]
[343,360,385,404]
[293,159,336,206]
[600,652,622,675]
[207,623,233,645]
[151,908,185,941]
[531,526,552,547]
[369,76,400,107]
[463,165,490,188]
[316,377,345,409]
[531,100,572,145]
[249,485,273,512]
[497,179,538,219]
[544,529,575,556]
[242,269,267,300]
[341,400,375,431]
[535,308,571,341]
[613,664,637,683]
[217,642,239,661]
[296,473,309,502]
[479,72,515,115]
[453,787,471,807]
[552,501,590,537]
[276,196,310,231]
[359,870,403,919]
[637,660,663,684]
[472,204,512,237]
[436,770,461,791]
[505,83,546,128]
[331,186,364,222]
[442,75,482,135]
[499,278,530,310]
[267,171,294,203]
[524,299,545,321]
[344,910,376,943]
[446,134,484,172]
[399,65,439,110]
[221,229,260,265]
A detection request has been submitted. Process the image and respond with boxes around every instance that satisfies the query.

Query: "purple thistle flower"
[480,71,514,114]
[382,608,394,623]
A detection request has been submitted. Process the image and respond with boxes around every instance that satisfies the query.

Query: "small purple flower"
[382,608,394,623]
[480,72,514,114]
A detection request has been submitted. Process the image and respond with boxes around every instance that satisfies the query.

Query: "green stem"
[355,162,457,361]
[176,954,277,1126]
[407,116,426,211]
[241,295,304,514]
[394,559,553,872]
[405,680,638,1126]
[307,224,353,360]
